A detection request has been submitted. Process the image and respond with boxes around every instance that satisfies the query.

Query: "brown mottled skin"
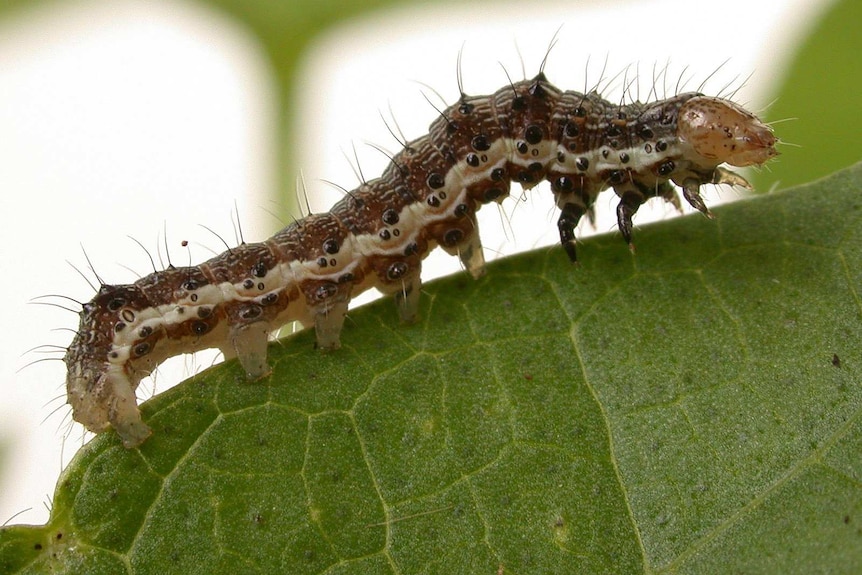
[64,73,777,447]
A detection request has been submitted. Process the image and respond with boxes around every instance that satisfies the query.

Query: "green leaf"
[2,163,861,574]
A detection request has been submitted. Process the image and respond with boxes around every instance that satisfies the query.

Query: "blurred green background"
[3,0,856,199]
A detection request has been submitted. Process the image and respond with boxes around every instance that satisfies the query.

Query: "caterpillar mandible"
[64,68,778,448]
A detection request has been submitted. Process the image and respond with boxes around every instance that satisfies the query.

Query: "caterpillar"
[64,68,778,448]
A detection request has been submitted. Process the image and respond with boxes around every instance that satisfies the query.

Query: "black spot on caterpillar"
[64,63,777,448]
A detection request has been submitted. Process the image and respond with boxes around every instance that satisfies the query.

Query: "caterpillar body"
[64,71,777,448]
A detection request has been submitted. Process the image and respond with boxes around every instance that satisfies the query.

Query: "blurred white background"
[0,0,830,526]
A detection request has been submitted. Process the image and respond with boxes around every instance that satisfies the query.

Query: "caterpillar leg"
[557,202,588,263]
[712,166,752,189]
[394,272,422,323]
[314,299,349,350]
[105,367,152,448]
[436,223,486,279]
[434,211,486,278]
[458,229,487,279]
[658,181,683,213]
[681,180,712,218]
[680,167,751,219]
[229,322,272,380]
[615,190,645,248]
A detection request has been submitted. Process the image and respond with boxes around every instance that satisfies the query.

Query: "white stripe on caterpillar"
[64,71,777,448]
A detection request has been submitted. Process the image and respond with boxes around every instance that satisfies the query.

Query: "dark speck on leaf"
[832,353,841,367]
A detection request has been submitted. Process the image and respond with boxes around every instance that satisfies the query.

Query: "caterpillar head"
[677,96,778,167]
